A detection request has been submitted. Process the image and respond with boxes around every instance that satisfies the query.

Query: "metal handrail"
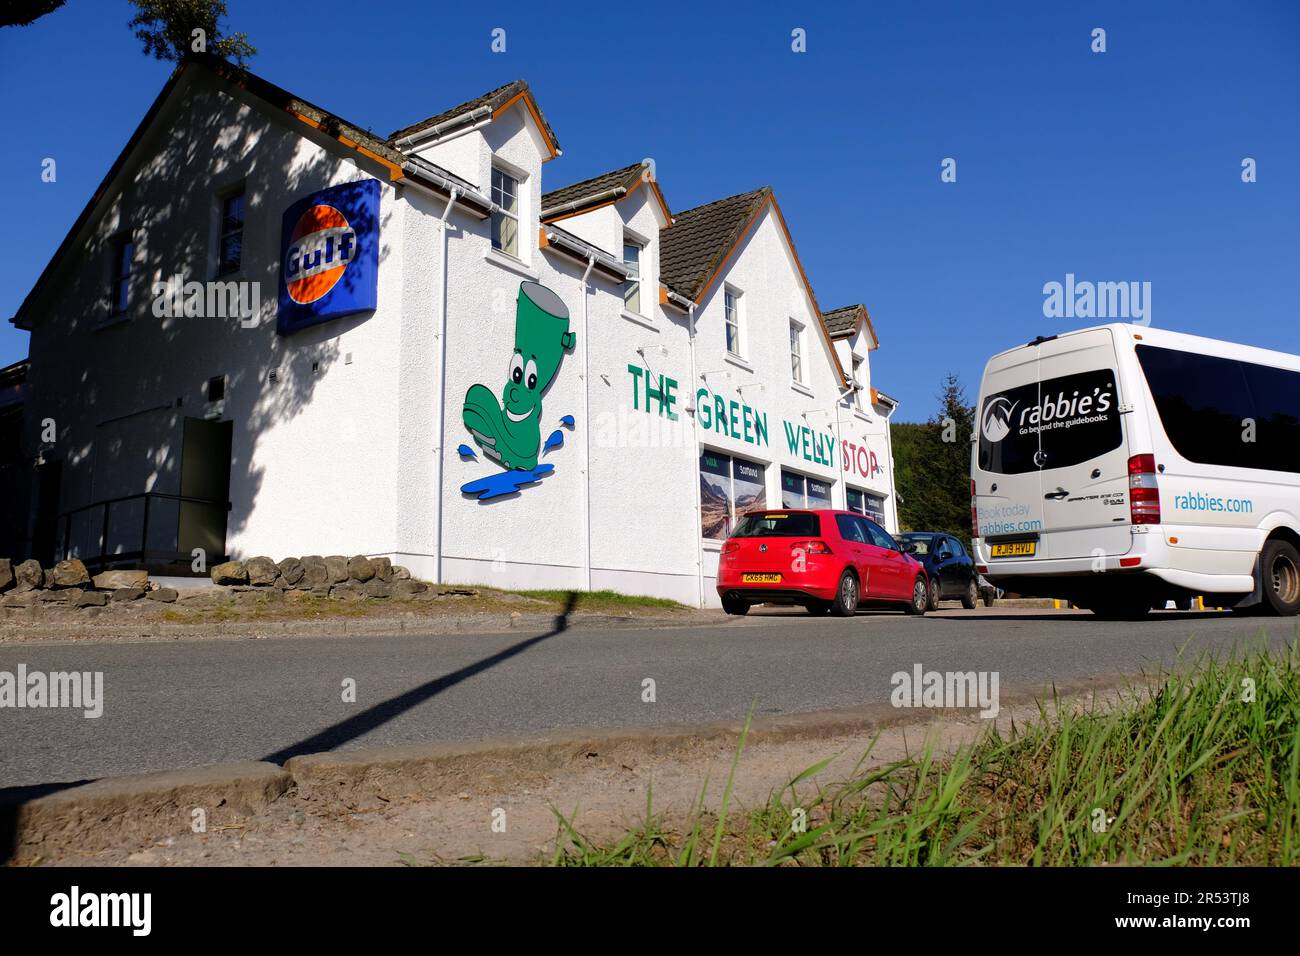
[57,490,232,569]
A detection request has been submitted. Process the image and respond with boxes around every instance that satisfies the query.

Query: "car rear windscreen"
[978,368,1123,474]
[730,513,821,537]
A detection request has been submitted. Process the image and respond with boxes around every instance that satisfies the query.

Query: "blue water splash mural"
[459,412,574,501]
[461,464,554,501]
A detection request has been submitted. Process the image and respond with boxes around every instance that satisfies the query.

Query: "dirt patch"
[0,588,717,644]
[9,679,1142,867]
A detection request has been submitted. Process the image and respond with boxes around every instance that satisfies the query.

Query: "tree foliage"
[890,373,975,544]
[3,0,254,64]
[129,0,254,64]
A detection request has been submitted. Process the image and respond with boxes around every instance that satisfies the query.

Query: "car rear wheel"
[721,598,750,616]
[1261,539,1300,616]
[926,576,941,612]
[961,578,979,610]
[831,570,859,617]
[904,576,927,615]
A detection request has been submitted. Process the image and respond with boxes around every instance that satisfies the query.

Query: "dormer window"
[490,166,520,258]
[852,356,864,408]
[623,237,643,315]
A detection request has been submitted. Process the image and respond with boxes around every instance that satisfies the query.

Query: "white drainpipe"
[432,187,459,584]
[580,254,596,593]
[687,301,705,608]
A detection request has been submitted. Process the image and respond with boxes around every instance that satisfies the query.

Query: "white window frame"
[216,186,246,278]
[490,165,522,259]
[852,355,864,408]
[724,286,743,357]
[790,319,804,384]
[623,235,644,316]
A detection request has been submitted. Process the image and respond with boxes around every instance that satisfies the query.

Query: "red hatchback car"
[716,509,929,616]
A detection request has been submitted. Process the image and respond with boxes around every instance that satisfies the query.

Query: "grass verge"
[548,643,1300,866]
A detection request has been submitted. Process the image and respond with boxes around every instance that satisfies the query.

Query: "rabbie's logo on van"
[981,372,1117,445]
[981,397,1017,442]
[277,180,380,336]
[1018,382,1114,435]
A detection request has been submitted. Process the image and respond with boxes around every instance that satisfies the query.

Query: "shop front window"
[700,451,766,539]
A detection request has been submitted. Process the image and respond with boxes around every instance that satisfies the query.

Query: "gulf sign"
[277,180,379,335]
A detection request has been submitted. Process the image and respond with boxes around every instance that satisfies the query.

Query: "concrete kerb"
[2,672,1146,861]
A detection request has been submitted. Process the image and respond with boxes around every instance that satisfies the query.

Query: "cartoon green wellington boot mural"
[459,281,576,500]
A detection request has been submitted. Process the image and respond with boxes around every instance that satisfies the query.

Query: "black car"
[899,532,980,611]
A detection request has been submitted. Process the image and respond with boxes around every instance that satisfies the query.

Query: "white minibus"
[971,324,1300,618]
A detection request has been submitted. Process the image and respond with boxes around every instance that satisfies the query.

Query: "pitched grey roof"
[658,186,771,300]
[540,163,648,220]
[823,304,865,337]
[388,79,559,154]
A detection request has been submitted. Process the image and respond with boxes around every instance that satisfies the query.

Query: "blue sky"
[1,0,1297,420]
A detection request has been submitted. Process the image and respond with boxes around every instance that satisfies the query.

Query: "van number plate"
[991,542,1036,558]
[742,573,782,583]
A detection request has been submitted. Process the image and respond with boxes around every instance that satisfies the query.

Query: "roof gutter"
[540,185,627,222]
[399,162,492,218]
[542,228,629,282]
[393,104,493,149]
[662,288,694,312]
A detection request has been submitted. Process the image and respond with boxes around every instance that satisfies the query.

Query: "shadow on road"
[258,592,578,765]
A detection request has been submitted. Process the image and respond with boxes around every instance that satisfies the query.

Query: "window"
[109,233,134,315]
[490,167,520,257]
[852,357,864,408]
[206,375,225,402]
[977,368,1123,475]
[790,320,803,383]
[623,238,642,315]
[846,487,888,525]
[733,512,821,538]
[700,451,766,539]
[217,189,245,276]
[724,288,741,355]
[835,514,868,543]
[781,470,805,508]
[863,519,899,551]
[1136,344,1300,473]
[781,470,833,509]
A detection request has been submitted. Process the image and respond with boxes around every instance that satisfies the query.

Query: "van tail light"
[721,540,739,556]
[1128,454,1161,524]
[970,479,979,539]
[792,539,833,555]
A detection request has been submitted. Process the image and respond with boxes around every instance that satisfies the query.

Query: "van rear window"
[730,513,821,538]
[978,368,1123,474]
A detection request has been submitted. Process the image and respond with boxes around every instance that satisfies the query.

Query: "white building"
[11,55,901,607]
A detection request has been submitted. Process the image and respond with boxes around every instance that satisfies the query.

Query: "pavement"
[1,606,1294,790]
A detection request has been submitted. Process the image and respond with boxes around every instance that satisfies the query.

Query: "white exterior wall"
[21,72,900,606]
[23,71,408,563]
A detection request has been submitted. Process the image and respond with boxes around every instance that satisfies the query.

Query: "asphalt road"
[1,608,1296,789]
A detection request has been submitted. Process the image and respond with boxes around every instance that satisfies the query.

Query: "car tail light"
[1119,556,1142,567]
[720,540,739,556]
[1128,453,1160,524]
[791,539,833,555]
[970,479,979,539]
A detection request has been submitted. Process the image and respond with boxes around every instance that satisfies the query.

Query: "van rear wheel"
[1261,540,1300,616]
